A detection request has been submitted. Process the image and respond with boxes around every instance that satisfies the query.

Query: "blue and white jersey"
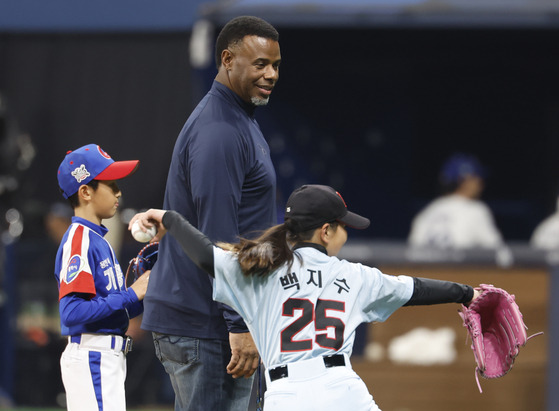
[55,216,142,336]
[212,245,413,369]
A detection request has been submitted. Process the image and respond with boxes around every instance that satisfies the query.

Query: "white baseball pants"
[60,334,127,411]
[264,354,380,411]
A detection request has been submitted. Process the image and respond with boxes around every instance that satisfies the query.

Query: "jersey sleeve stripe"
[59,224,97,300]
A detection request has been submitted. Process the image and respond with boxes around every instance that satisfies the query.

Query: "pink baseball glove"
[458,284,542,392]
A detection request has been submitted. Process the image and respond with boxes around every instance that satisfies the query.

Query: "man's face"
[226,35,281,106]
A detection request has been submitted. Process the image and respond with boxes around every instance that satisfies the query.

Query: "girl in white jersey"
[130,184,480,411]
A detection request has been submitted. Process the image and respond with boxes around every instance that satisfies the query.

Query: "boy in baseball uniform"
[55,144,150,411]
[131,184,481,411]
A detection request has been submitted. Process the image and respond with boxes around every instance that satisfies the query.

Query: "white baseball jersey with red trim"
[212,245,413,369]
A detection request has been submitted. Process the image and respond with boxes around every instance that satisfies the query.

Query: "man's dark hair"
[65,180,100,209]
[215,16,279,69]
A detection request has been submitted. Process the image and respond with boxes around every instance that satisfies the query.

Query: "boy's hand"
[130,270,150,300]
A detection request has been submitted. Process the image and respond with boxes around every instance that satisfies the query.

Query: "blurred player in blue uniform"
[408,153,504,249]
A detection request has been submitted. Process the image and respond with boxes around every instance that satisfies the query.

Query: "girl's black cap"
[284,185,370,233]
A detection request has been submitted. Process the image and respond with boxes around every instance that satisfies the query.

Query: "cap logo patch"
[71,164,90,183]
[65,255,83,283]
[97,145,112,159]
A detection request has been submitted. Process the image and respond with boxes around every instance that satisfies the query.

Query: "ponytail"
[217,223,295,277]
[217,220,339,277]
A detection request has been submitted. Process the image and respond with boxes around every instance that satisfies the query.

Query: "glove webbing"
[125,242,158,289]
[470,329,543,393]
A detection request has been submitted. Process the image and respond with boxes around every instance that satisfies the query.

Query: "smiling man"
[218,30,280,106]
[140,16,281,411]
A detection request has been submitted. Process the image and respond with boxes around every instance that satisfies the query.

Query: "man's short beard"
[251,96,269,106]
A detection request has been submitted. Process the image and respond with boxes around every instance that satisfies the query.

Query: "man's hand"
[227,332,259,378]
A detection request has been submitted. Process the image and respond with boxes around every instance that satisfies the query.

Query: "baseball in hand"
[131,220,156,243]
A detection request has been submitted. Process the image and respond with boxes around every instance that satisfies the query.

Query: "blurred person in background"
[531,192,559,250]
[408,153,505,249]
[18,202,73,347]
[0,91,35,408]
[12,202,71,407]
[45,202,73,243]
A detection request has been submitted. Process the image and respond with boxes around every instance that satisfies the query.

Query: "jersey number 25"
[281,298,345,352]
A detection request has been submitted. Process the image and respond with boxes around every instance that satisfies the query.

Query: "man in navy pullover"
[141,16,281,410]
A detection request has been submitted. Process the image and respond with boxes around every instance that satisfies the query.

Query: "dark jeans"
[152,332,254,411]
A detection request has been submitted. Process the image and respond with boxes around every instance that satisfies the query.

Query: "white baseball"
[131,220,156,243]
